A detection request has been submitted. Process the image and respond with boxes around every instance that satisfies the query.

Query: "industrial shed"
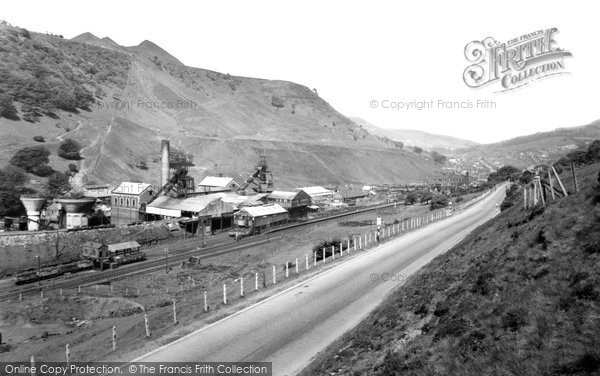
[234,204,288,234]
[267,190,311,218]
[295,186,334,204]
[333,190,370,205]
[145,194,235,231]
[197,176,240,194]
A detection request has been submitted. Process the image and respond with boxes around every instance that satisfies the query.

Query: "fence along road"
[133,186,506,376]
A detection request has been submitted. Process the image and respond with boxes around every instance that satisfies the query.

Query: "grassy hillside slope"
[302,163,600,375]
[351,117,479,152]
[0,23,436,189]
[454,120,600,169]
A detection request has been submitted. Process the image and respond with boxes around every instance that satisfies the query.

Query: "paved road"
[134,187,506,375]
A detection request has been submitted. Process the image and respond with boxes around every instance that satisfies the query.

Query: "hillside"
[0,23,437,190]
[351,117,479,152]
[302,163,600,375]
[453,120,600,169]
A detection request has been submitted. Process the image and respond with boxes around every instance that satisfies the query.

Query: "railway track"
[0,200,400,301]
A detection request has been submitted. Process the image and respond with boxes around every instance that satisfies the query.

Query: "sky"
[2,0,598,144]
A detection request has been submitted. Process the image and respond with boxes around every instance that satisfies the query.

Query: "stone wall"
[0,220,184,278]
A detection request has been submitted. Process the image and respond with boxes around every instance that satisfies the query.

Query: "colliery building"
[145,193,236,231]
[266,190,311,217]
[111,182,156,226]
[197,176,241,194]
[425,172,471,189]
[234,204,288,234]
[295,186,334,205]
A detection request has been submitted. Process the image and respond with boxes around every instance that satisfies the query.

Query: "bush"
[312,237,343,261]
[46,171,71,197]
[33,135,45,142]
[32,165,56,177]
[430,196,449,211]
[413,146,423,154]
[9,146,50,172]
[0,166,31,217]
[58,138,82,160]
[435,317,468,339]
[501,308,528,331]
[431,151,447,164]
[271,95,284,110]
[0,92,18,119]
[68,163,79,173]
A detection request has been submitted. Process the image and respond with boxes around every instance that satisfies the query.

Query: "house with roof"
[197,176,240,194]
[111,182,156,226]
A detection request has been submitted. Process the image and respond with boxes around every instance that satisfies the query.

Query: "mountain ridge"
[351,117,479,152]
[0,24,437,189]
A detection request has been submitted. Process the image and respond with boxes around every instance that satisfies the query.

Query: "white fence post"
[112,325,117,352]
[223,284,227,305]
[255,273,259,291]
[240,278,244,297]
[273,265,277,284]
[286,262,289,278]
[203,291,208,312]
[144,313,151,338]
[173,300,178,324]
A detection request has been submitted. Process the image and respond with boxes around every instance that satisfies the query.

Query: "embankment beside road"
[302,163,600,376]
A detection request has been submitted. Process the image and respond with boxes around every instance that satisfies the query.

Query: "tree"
[22,103,40,122]
[566,149,588,166]
[489,165,521,183]
[271,95,284,111]
[431,151,447,164]
[586,140,600,163]
[0,166,31,217]
[10,146,50,172]
[519,170,533,184]
[58,138,82,160]
[430,196,449,210]
[46,171,71,197]
[0,93,18,119]
[32,165,56,177]
[413,146,423,154]
[404,191,420,205]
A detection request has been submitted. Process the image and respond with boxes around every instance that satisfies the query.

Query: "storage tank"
[56,197,96,229]
[20,196,46,231]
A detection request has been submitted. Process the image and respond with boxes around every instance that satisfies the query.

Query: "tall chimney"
[161,140,170,187]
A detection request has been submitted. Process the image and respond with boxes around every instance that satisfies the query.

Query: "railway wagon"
[14,259,93,285]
